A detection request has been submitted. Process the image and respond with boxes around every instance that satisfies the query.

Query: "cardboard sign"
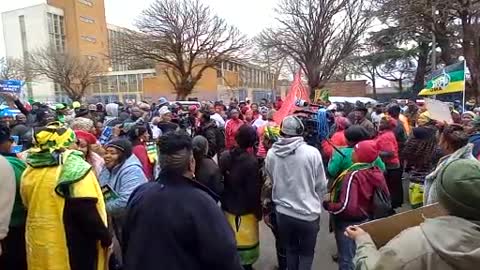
[0,80,23,94]
[359,203,448,248]
[425,98,453,124]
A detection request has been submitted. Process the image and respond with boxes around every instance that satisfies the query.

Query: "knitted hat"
[105,139,132,160]
[281,115,304,136]
[436,159,480,220]
[344,125,370,144]
[353,140,379,163]
[192,135,208,157]
[74,130,97,145]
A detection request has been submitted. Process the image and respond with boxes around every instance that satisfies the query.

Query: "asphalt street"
[254,211,337,270]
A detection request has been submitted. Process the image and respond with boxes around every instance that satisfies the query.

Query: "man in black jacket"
[122,132,242,270]
[197,112,222,158]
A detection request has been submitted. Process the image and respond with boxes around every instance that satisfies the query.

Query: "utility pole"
[431,4,437,70]
[431,3,437,99]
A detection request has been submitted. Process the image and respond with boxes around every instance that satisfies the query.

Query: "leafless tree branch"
[26,48,103,101]
[119,0,249,100]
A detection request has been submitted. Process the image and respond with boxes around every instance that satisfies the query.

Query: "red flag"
[273,71,310,124]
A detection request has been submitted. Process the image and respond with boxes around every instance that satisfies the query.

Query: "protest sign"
[0,80,23,94]
[425,98,453,124]
[359,203,448,248]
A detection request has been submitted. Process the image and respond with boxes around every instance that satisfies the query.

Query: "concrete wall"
[323,80,368,97]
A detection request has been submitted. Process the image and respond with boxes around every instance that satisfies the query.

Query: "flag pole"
[463,60,466,112]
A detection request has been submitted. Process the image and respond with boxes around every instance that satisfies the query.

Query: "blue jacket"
[99,155,147,215]
[469,133,480,158]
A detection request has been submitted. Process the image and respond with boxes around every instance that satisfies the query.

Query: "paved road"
[254,212,337,270]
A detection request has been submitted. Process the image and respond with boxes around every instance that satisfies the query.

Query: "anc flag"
[419,61,465,96]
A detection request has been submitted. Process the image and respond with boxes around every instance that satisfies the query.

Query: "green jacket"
[327,147,385,179]
[4,155,27,227]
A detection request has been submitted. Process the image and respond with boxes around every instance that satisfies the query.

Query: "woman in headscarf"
[128,126,155,181]
[21,122,111,270]
[219,125,262,270]
[322,116,350,160]
[74,130,104,178]
[99,139,147,246]
[192,135,223,200]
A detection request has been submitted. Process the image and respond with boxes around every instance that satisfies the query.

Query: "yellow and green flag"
[419,61,465,96]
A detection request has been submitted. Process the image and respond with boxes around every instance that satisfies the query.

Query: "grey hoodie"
[265,136,327,221]
[354,216,480,270]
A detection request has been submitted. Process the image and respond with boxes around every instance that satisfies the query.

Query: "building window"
[47,13,65,52]
[79,16,95,24]
[78,0,93,7]
[81,35,97,43]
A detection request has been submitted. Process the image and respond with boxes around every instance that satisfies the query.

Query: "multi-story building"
[3,1,275,103]
[1,0,108,102]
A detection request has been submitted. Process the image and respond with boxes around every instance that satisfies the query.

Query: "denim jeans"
[276,211,320,270]
[334,219,365,270]
[269,211,287,270]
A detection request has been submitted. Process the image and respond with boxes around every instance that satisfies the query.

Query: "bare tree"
[260,0,372,95]
[27,48,103,101]
[253,37,290,90]
[0,57,27,81]
[120,0,248,100]
[449,0,480,101]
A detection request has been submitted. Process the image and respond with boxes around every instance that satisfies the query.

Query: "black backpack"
[372,187,392,219]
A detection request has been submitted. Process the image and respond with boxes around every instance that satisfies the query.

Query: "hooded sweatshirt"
[265,136,327,221]
[354,216,480,270]
[0,156,15,254]
[104,103,120,126]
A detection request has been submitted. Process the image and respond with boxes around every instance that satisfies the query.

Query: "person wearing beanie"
[74,130,104,178]
[192,135,223,201]
[99,139,147,248]
[265,115,328,270]
[324,140,390,270]
[328,125,385,180]
[346,158,480,270]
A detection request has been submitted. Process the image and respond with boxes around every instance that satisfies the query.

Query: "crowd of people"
[0,92,479,270]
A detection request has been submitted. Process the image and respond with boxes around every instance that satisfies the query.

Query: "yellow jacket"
[21,162,108,270]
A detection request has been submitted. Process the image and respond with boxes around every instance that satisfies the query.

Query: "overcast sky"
[0,0,277,57]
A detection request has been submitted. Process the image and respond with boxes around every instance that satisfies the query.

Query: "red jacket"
[321,131,348,160]
[376,130,400,166]
[225,119,244,150]
[324,167,389,221]
[132,144,154,181]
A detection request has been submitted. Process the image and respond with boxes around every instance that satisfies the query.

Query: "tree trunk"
[435,22,456,66]
[371,72,377,99]
[398,79,403,93]
[412,42,429,93]
[461,15,480,103]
